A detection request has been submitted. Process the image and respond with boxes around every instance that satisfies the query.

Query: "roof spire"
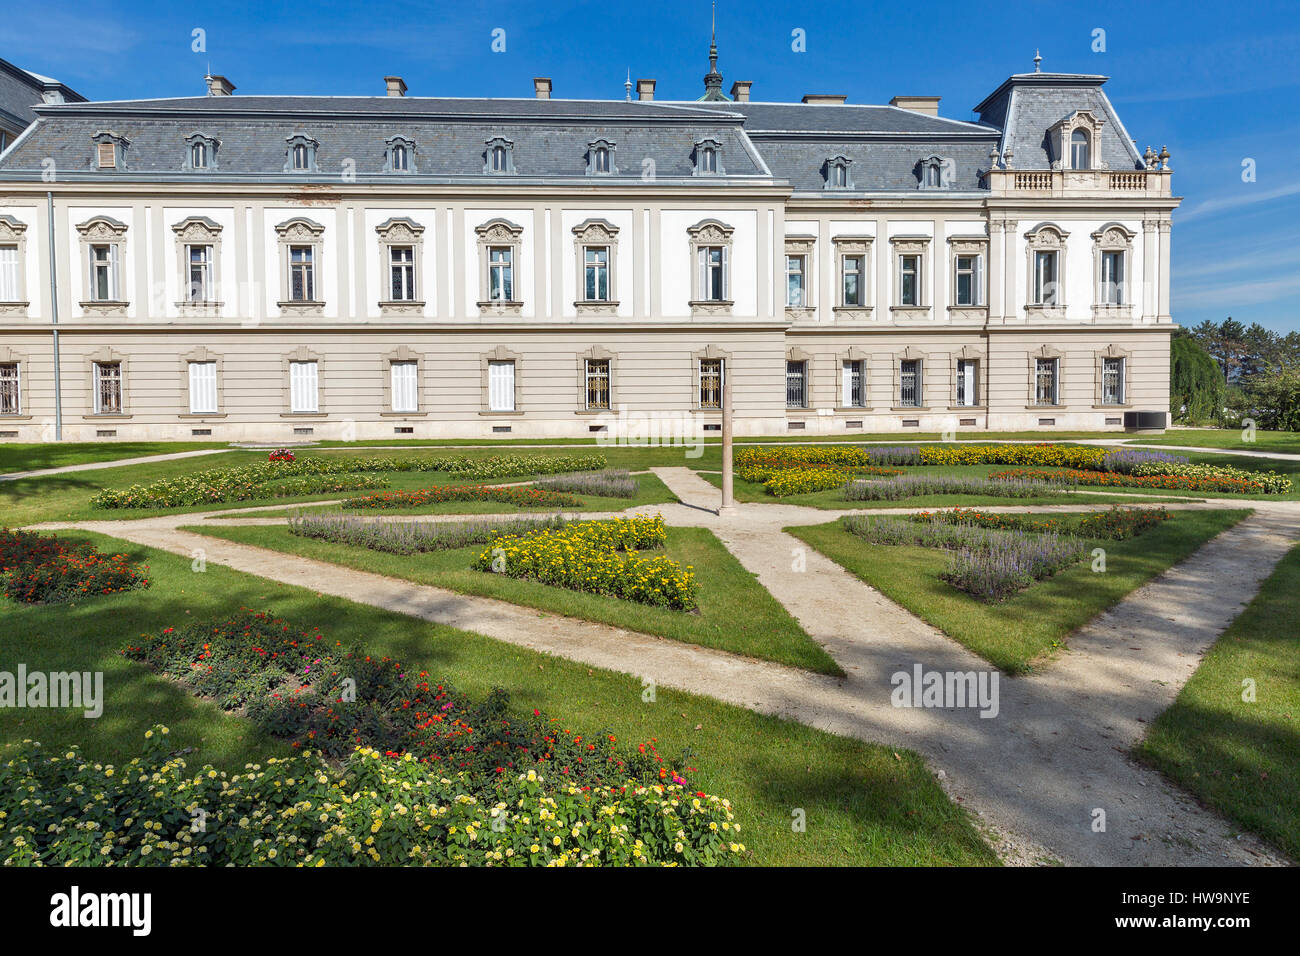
[625,68,632,101]
[1033,49,1042,72]
[700,1,728,100]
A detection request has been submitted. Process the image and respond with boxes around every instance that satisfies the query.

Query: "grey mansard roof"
[0,71,1149,187]
[0,56,84,137]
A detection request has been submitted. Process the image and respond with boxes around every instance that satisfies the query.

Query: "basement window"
[492,425,512,433]
[901,419,920,427]
[96,429,117,437]
[293,426,314,435]
[394,426,414,434]
[845,420,863,429]
[190,428,212,436]
[1038,418,1056,426]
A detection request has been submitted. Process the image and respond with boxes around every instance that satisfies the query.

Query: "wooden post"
[719,370,735,515]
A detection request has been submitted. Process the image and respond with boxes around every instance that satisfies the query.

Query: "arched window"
[491,145,507,172]
[1070,129,1090,170]
[191,142,207,169]
[392,144,408,171]
[292,144,309,170]
[925,164,941,187]
[833,164,846,187]
[593,146,609,173]
[702,146,717,173]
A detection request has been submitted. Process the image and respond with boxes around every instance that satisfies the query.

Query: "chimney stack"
[205,74,235,97]
[384,76,407,97]
[801,93,847,106]
[729,80,752,102]
[636,79,656,101]
[889,95,941,116]
[533,77,552,99]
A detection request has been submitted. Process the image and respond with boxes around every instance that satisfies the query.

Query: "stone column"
[987,220,1003,322]
[1157,220,1172,322]
[1142,219,1157,322]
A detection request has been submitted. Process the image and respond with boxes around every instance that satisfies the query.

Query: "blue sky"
[4,0,1296,333]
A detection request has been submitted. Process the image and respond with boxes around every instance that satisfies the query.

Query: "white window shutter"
[697,247,706,300]
[110,244,120,299]
[841,362,852,406]
[489,360,514,411]
[973,257,983,306]
[189,361,217,413]
[0,246,17,301]
[721,246,729,300]
[391,361,417,412]
[290,361,318,412]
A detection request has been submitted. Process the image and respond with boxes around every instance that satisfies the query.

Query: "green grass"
[1137,541,1300,861]
[0,441,224,474]
[183,521,843,676]
[786,509,1250,673]
[1134,428,1300,455]
[0,532,995,866]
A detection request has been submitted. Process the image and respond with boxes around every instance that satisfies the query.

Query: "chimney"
[729,80,752,102]
[636,79,656,101]
[384,76,407,97]
[205,74,235,97]
[801,93,847,106]
[889,95,941,116]
[533,77,552,99]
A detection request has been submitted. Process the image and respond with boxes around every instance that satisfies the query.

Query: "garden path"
[28,471,1300,867]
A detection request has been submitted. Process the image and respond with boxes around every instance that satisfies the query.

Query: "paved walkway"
[27,468,1300,866]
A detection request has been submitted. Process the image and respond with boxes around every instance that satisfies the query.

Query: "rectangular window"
[841,254,863,306]
[699,358,723,409]
[488,247,513,301]
[0,245,19,302]
[956,358,979,407]
[390,360,418,412]
[583,247,609,301]
[786,360,807,408]
[389,246,415,301]
[699,246,727,301]
[97,143,115,168]
[0,362,19,415]
[899,359,922,408]
[785,255,806,307]
[186,244,212,303]
[289,360,318,413]
[188,360,217,414]
[1102,356,1125,405]
[1035,357,1059,405]
[954,254,982,307]
[93,361,122,414]
[289,246,315,301]
[841,359,865,408]
[90,244,118,301]
[488,359,515,411]
[585,358,610,410]
[1033,250,1058,305]
[1101,251,1125,306]
[899,254,921,306]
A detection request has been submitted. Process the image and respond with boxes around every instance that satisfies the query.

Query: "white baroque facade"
[0,57,1178,442]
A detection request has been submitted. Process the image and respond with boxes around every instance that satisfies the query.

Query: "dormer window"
[824,156,853,190]
[91,132,128,171]
[484,137,515,174]
[385,136,417,174]
[284,135,319,173]
[184,133,219,171]
[693,139,723,176]
[586,139,616,176]
[918,155,949,189]
[1070,129,1090,170]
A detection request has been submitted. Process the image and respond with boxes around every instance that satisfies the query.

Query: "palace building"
[0,43,1177,442]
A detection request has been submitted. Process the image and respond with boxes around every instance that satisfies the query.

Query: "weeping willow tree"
[1170,335,1226,423]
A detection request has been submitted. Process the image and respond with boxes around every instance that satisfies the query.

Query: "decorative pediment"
[889,235,931,254]
[833,235,872,254]
[571,218,619,243]
[1100,343,1131,359]
[376,216,425,242]
[274,217,325,241]
[786,346,813,362]
[1053,109,1106,135]
[686,218,734,244]
[785,234,816,256]
[475,218,523,243]
[171,216,222,242]
[899,345,927,361]
[75,216,128,240]
[0,215,27,241]
[1025,222,1068,247]
[948,236,989,254]
[1090,222,1135,248]
[1032,344,1064,359]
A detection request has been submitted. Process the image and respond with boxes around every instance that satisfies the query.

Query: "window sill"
[177,413,227,419]
[0,301,30,316]
[1092,403,1132,409]
[379,411,428,417]
[889,306,931,318]
[574,300,619,317]
[947,405,986,411]
[176,301,225,313]
[79,301,129,315]
[0,414,34,420]
[947,306,988,320]
[1026,404,1066,410]
[891,406,930,412]
[82,413,132,420]
[378,301,426,316]
[832,306,872,319]
[477,301,524,317]
[277,301,325,316]
[689,300,733,317]
[1024,305,1067,319]
[478,410,524,417]
[280,412,327,418]
[1092,306,1134,320]
[834,406,870,412]
[785,306,816,321]
[574,409,614,417]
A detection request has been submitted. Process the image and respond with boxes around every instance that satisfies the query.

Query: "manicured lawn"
[183,521,842,675]
[786,509,1250,673]
[1135,429,1300,456]
[1137,541,1300,861]
[0,532,995,866]
[0,441,224,474]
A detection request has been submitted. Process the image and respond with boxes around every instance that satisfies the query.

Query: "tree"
[1246,367,1300,431]
[1170,334,1226,423]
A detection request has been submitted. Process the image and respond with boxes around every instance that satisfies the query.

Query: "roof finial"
[1033,49,1042,72]
[625,68,632,102]
[701,1,727,100]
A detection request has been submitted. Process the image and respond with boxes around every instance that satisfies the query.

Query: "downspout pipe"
[47,190,61,441]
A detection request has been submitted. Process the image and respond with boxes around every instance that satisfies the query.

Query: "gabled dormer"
[284,134,319,173]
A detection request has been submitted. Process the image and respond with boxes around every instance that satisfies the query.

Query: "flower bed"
[471,515,696,610]
[841,515,1087,601]
[91,454,608,509]
[1129,461,1292,494]
[987,468,1275,495]
[914,443,1108,469]
[0,728,743,867]
[1097,448,1189,473]
[735,446,916,473]
[122,609,679,787]
[345,484,582,510]
[842,474,1064,501]
[288,512,572,554]
[0,529,149,604]
[908,505,1171,540]
[535,468,638,498]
